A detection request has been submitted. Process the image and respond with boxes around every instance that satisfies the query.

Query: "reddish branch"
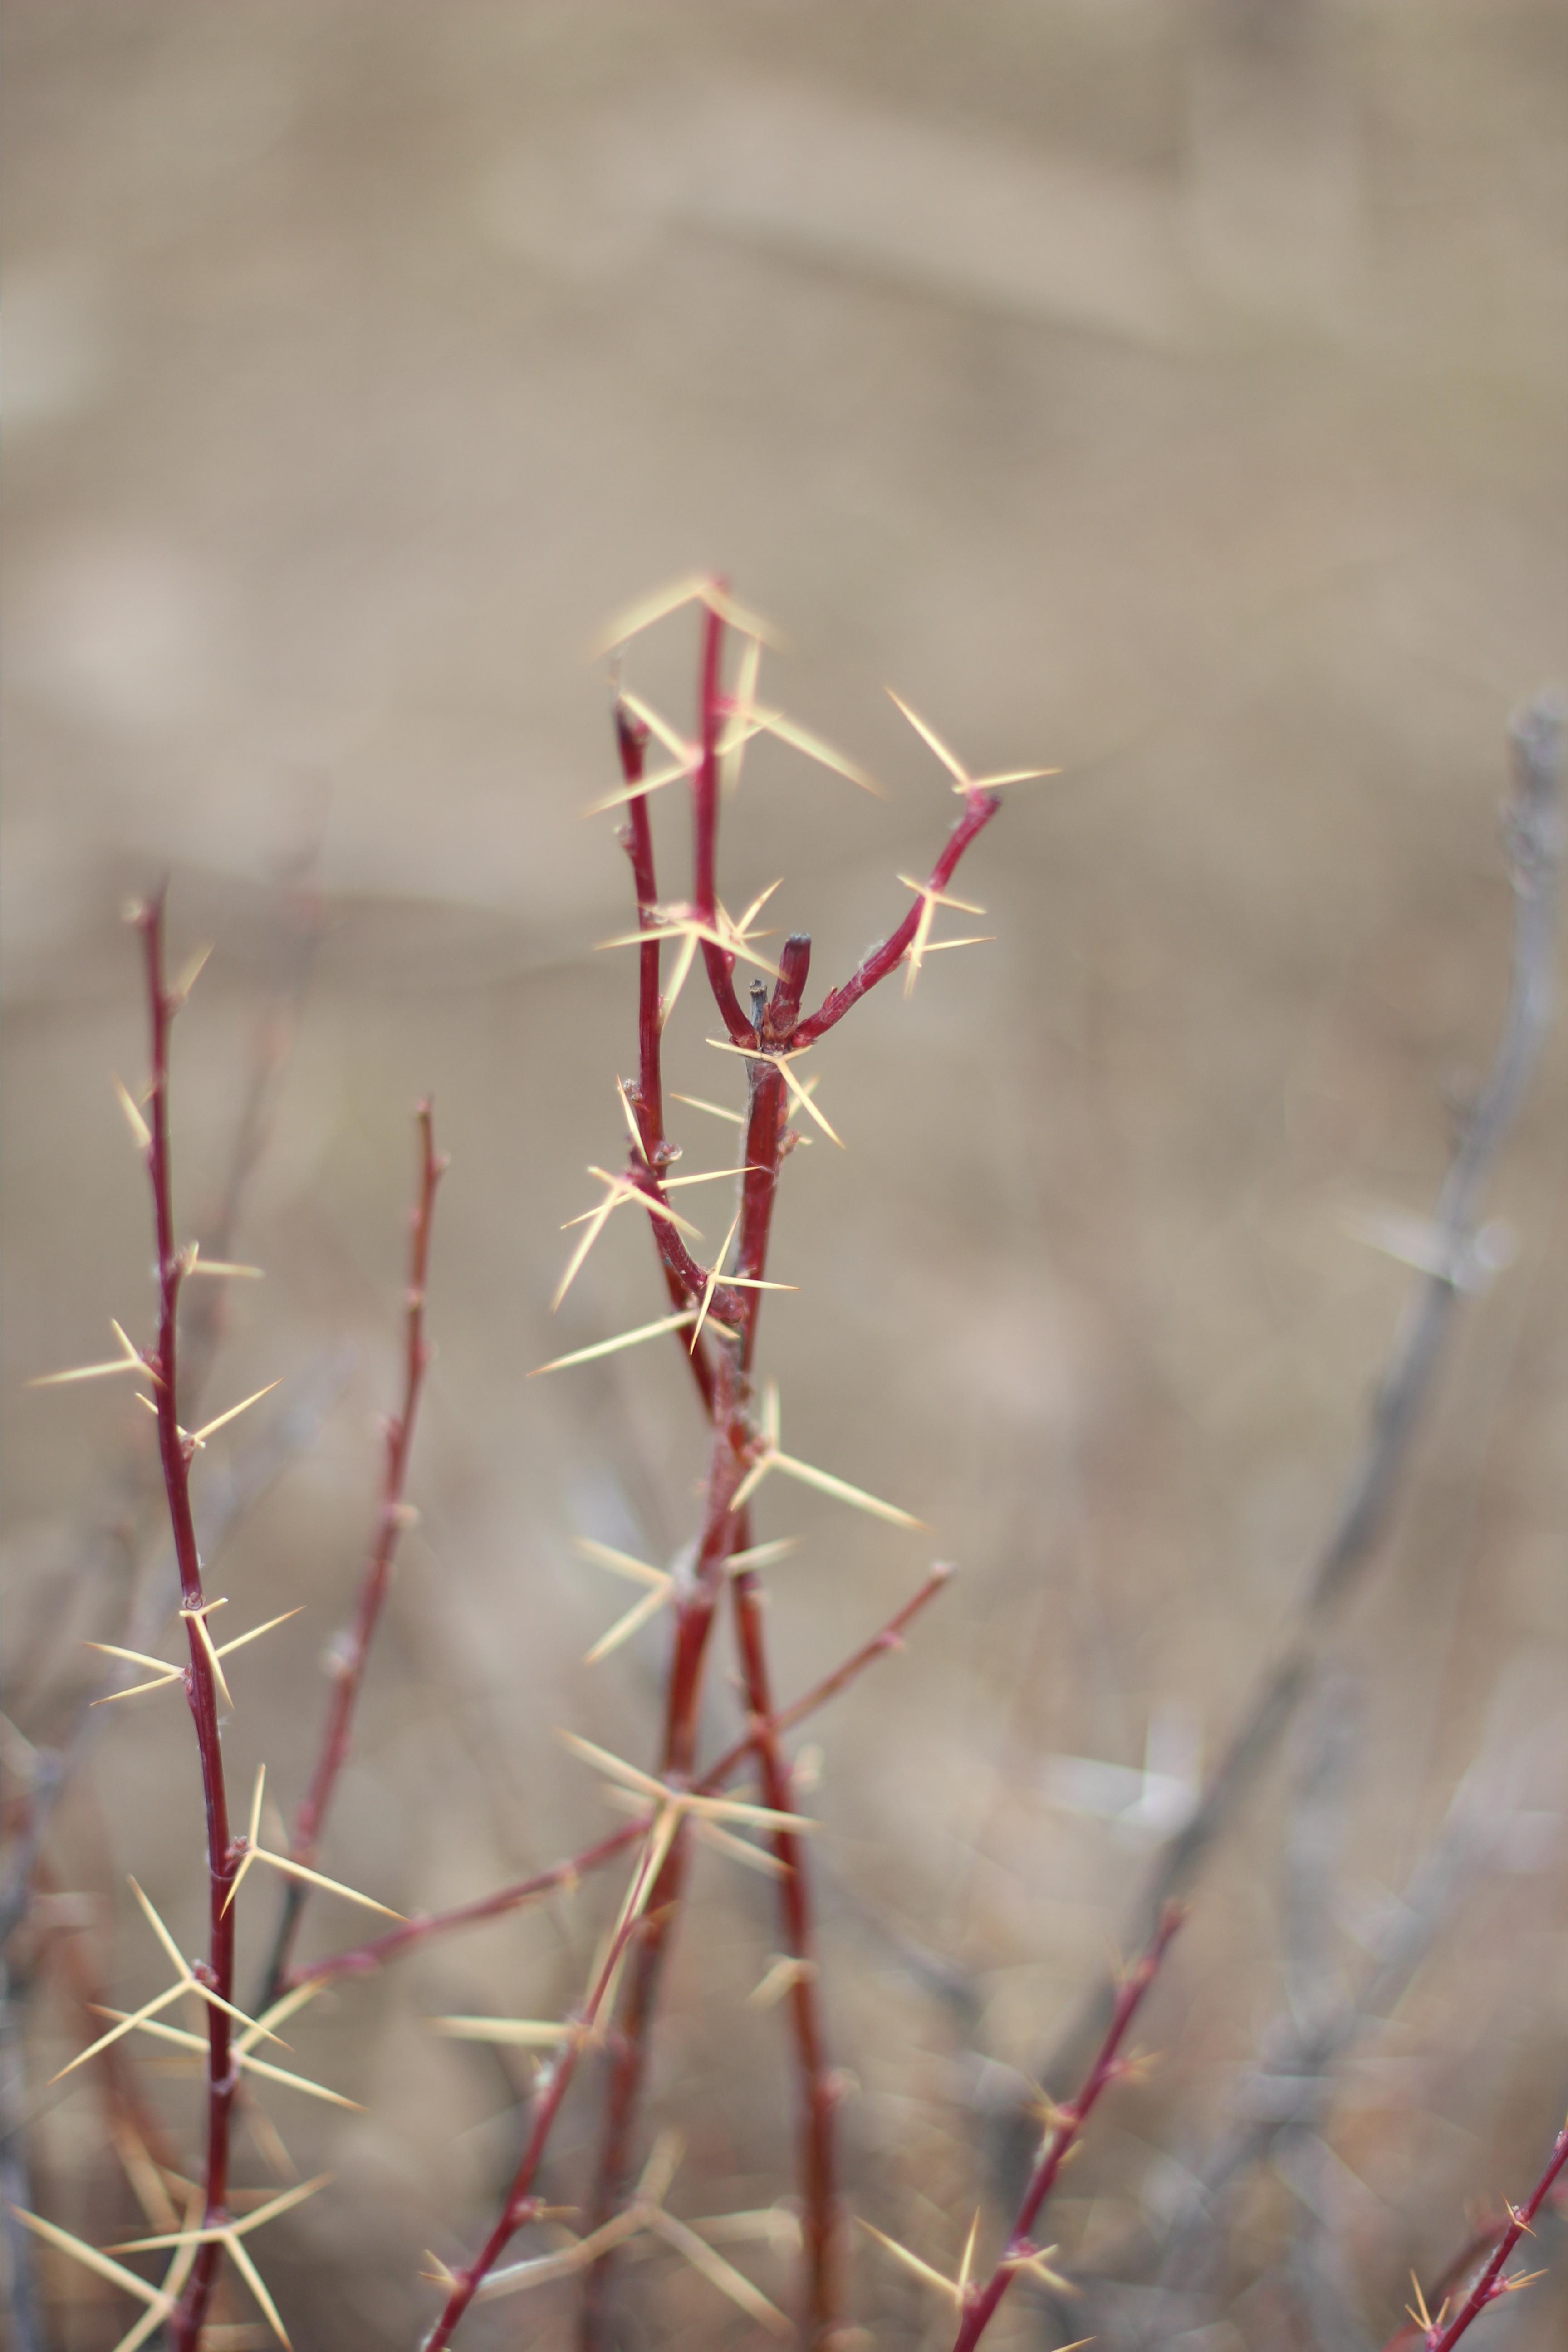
[949,1906,1184,2352]
[130,898,240,2352]
[287,1563,953,1990]
[1381,2120,1568,2351]
[258,1104,445,2006]
[416,594,1002,2346]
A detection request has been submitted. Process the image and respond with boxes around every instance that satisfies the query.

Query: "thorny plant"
[8,593,1565,2352]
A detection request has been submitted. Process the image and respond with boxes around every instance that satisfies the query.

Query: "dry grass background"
[2,5,1565,2347]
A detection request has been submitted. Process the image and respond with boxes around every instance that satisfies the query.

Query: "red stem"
[423,1821,681,2350]
[423,602,1005,2345]
[614,700,717,1413]
[693,603,756,1047]
[949,1906,1184,2352]
[258,1104,445,2005]
[727,1510,841,2339]
[1406,2122,1568,2351]
[794,790,1004,1045]
[133,899,240,2352]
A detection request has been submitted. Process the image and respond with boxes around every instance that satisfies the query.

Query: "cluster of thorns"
[17,580,1564,2351]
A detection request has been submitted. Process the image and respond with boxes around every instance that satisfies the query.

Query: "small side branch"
[258,1104,445,2008]
[1033,696,1564,2102]
[948,1907,1183,2352]
[1395,2119,1567,2351]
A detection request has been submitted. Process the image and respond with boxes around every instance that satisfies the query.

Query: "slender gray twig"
[1020,696,1563,2129]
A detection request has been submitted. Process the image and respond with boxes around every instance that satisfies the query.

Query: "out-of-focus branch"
[257,1106,445,2008]
[1025,696,1564,2117]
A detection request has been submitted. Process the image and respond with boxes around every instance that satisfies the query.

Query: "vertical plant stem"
[728,1519,841,2340]
[949,1906,1183,2352]
[133,898,240,2352]
[1421,2121,1568,2351]
[257,1104,445,2009]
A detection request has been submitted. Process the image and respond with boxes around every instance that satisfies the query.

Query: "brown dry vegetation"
[3,6,1565,2349]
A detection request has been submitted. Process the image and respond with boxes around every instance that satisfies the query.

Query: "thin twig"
[256,1105,445,2008]
[1028,696,1564,2113]
[946,1906,1183,2349]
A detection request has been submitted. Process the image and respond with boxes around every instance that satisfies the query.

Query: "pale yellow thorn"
[686,1790,817,1835]
[474,2205,649,2301]
[720,636,764,793]
[903,893,937,999]
[109,2107,181,2231]
[551,1191,619,1313]
[86,1642,182,1681]
[9,2208,169,2308]
[769,1450,924,1529]
[127,1874,196,1980]
[28,1314,147,1388]
[691,1207,743,1353]
[583,755,695,818]
[583,1169,703,1239]
[607,1801,682,1955]
[584,1584,671,1665]
[594,577,711,657]
[662,1164,766,1191]
[172,943,214,1003]
[186,1257,264,1279]
[222,1767,267,1916]
[227,2232,291,2347]
[559,1728,670,1807]
[687,2206,803,2253]
[28,1356,142,1388]
[112,2174,332,2253]
[671,1091,745,1127]
[530,1309,705,1377]
[126,1876,287,2044]
[245,1847,404,1920]
[661,925,702,1028]
[734,876,784,936]
[886,691,972,790]
[725,1537,799,1574]
[957,2210,981,2298]
[757,706,882,797]
[857,2218,963,2305]
[1002,2246,1076,2297]
[49,1982,191,2081]
[616,686,693,764]
[643,2205,793,2336]
[616,1078,650,1164]
[773,1055,844,1148]
[748,1955,817,2008]
[887,689,1059,795]
[114,1076,153,1152]
[241,1976,329,2056]
[216,1609,304,1662]
[421,2251,460,2290]
[706,1038,845,1148]
[600,911,784,982]
[635,2125,685,2210]
[186,1380,282,1451]
[917,935,997,955]
[90,1673,183,1705]
[182,1605,235,1711]
[430,2015,573,2048]
[574,1538,671,1590]
[896,874,986,917]
[89,2008,362,2110]
[691,1818,787,1878]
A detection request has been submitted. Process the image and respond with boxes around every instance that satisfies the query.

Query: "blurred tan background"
[3,5,1565,2347]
